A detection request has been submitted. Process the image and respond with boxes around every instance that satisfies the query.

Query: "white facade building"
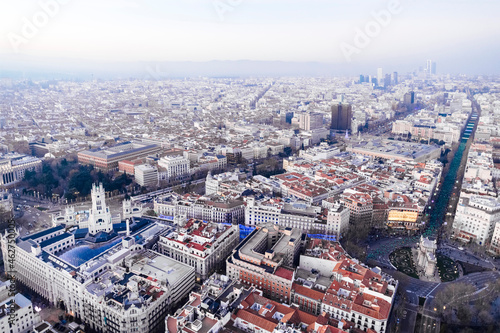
[326,203,350,236]
[158,155,190,182]
[1,226,195,333]
[453,195,500,245]
[134,164,159,187]
[154,193,245,225]
[157,219,239,280]
[299,142,341,161]
[0,293,41,333]
[245,197,329,233]
[0,154,42,188]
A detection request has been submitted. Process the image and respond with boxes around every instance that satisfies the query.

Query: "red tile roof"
[292,283,325,301]
[275,267,294,280]
[236,309,278,332]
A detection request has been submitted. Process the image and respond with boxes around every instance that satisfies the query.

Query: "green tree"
[67,166,93,197]
[144,209,157,217]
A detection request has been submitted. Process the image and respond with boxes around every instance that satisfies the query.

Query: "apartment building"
[245,197,330,233]
[299,239,398,333]
[341,192,373,227]
[157,219,239,280]
[0,293,41,333]
[326,203,350,236]
[154,193,245,225]
[226,223,301,303]
[0,153,42,188]
[452,195,500,245]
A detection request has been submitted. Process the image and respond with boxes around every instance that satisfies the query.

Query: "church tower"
[88,183,112,235]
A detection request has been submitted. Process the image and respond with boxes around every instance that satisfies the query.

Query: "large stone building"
[298,112,324,131]
[245,197,331,233]
[347,138,441,162]
[154,193,245,225]
[226,223,301,303]
[0,153,42,188]
[134,164,159,187]
[52,197,142,228]
[157,219,239,280]
[386,202,421,231]
[452,195,500,245]
[1,220,194,333]
[78,141,161,171]
[157,155,190,182]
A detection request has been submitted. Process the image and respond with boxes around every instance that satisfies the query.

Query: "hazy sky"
[1,0,499,74]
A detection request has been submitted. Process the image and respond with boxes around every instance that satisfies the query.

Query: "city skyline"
[1,2,500,332]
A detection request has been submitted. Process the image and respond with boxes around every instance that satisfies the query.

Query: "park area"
[390,248,460,282]
[437,254,460,282]
[389,247,419,279]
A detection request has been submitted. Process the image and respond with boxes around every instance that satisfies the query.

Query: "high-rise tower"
[377,67,383,86]
[330,103,352,131]
[426,60,436,75]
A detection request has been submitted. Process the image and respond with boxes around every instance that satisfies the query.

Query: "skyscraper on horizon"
[377,67,383,86]
[426,60,437,75]
[384,74,391,88]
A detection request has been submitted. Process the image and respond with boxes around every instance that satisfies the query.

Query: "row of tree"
[22,156,132,200]
[433,280,500,328]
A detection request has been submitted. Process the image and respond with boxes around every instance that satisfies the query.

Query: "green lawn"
[389,247,419,279]
[436,254,459,282]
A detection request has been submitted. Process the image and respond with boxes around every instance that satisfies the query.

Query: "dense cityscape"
[1,1,500,333]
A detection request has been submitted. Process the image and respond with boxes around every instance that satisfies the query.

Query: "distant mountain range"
[0,54,373,80]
